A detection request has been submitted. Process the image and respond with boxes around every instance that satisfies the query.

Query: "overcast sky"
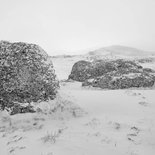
[0,0,155,55]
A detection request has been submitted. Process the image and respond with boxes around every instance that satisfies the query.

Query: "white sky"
[0,0,155,55]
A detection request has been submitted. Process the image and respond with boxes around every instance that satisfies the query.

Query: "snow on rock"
[69,59,143,82]
[68,60,92,81]
[69,59,155,89]
[82,72,155,89]
[0,41,59,114]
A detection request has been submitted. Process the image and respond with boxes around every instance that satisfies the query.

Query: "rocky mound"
[82,72,155,89]
[0,41,59,114]
[69,59,143,82]
[68,60,92,81]
[69,59,155,89]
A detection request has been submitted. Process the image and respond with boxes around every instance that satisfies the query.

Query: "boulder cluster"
[69,59,155,89]
[0,41,59,114]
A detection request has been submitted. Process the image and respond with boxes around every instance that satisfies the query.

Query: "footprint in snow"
[138,101,149,107]
[7,136,23,145]
[127,126,140,142]
[8,146,26,154]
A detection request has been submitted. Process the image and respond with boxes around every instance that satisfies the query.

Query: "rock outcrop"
[69,59,155,89]
[68,60,92,81]
[0,41,59,114]
[69,59,143,82]
[82,72,155,89]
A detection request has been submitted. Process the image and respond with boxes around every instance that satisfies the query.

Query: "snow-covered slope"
[1,82,155,155]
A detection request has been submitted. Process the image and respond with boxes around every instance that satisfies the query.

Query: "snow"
[0,55,155,155]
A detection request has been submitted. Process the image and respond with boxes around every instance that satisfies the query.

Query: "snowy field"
[0,56,155,155]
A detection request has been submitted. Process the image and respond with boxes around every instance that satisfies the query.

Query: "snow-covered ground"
[0,55,155,155]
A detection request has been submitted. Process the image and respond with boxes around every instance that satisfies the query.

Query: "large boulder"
[69,59,155,89]
[68,59,143,82]
[68,60,92,81]
[0,41,59,113]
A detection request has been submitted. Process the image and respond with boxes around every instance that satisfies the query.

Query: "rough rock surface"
[69,59,143,82]
[0,41,59,113]
[69,59,155,89]
[82,72,155,89]
[68,60,92,81]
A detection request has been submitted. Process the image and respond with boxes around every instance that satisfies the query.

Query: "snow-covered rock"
[69,59,155,89]
[0,41,59,113]
[69,59,142,81]
[82,72,155,89]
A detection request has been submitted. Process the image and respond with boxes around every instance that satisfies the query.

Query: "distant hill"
[50,45,155,62]
[87,45,155,58]
[51,54,77,59]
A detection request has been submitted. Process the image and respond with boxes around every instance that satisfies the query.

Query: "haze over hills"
[87,45,155,57]
[52,45,155,59]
